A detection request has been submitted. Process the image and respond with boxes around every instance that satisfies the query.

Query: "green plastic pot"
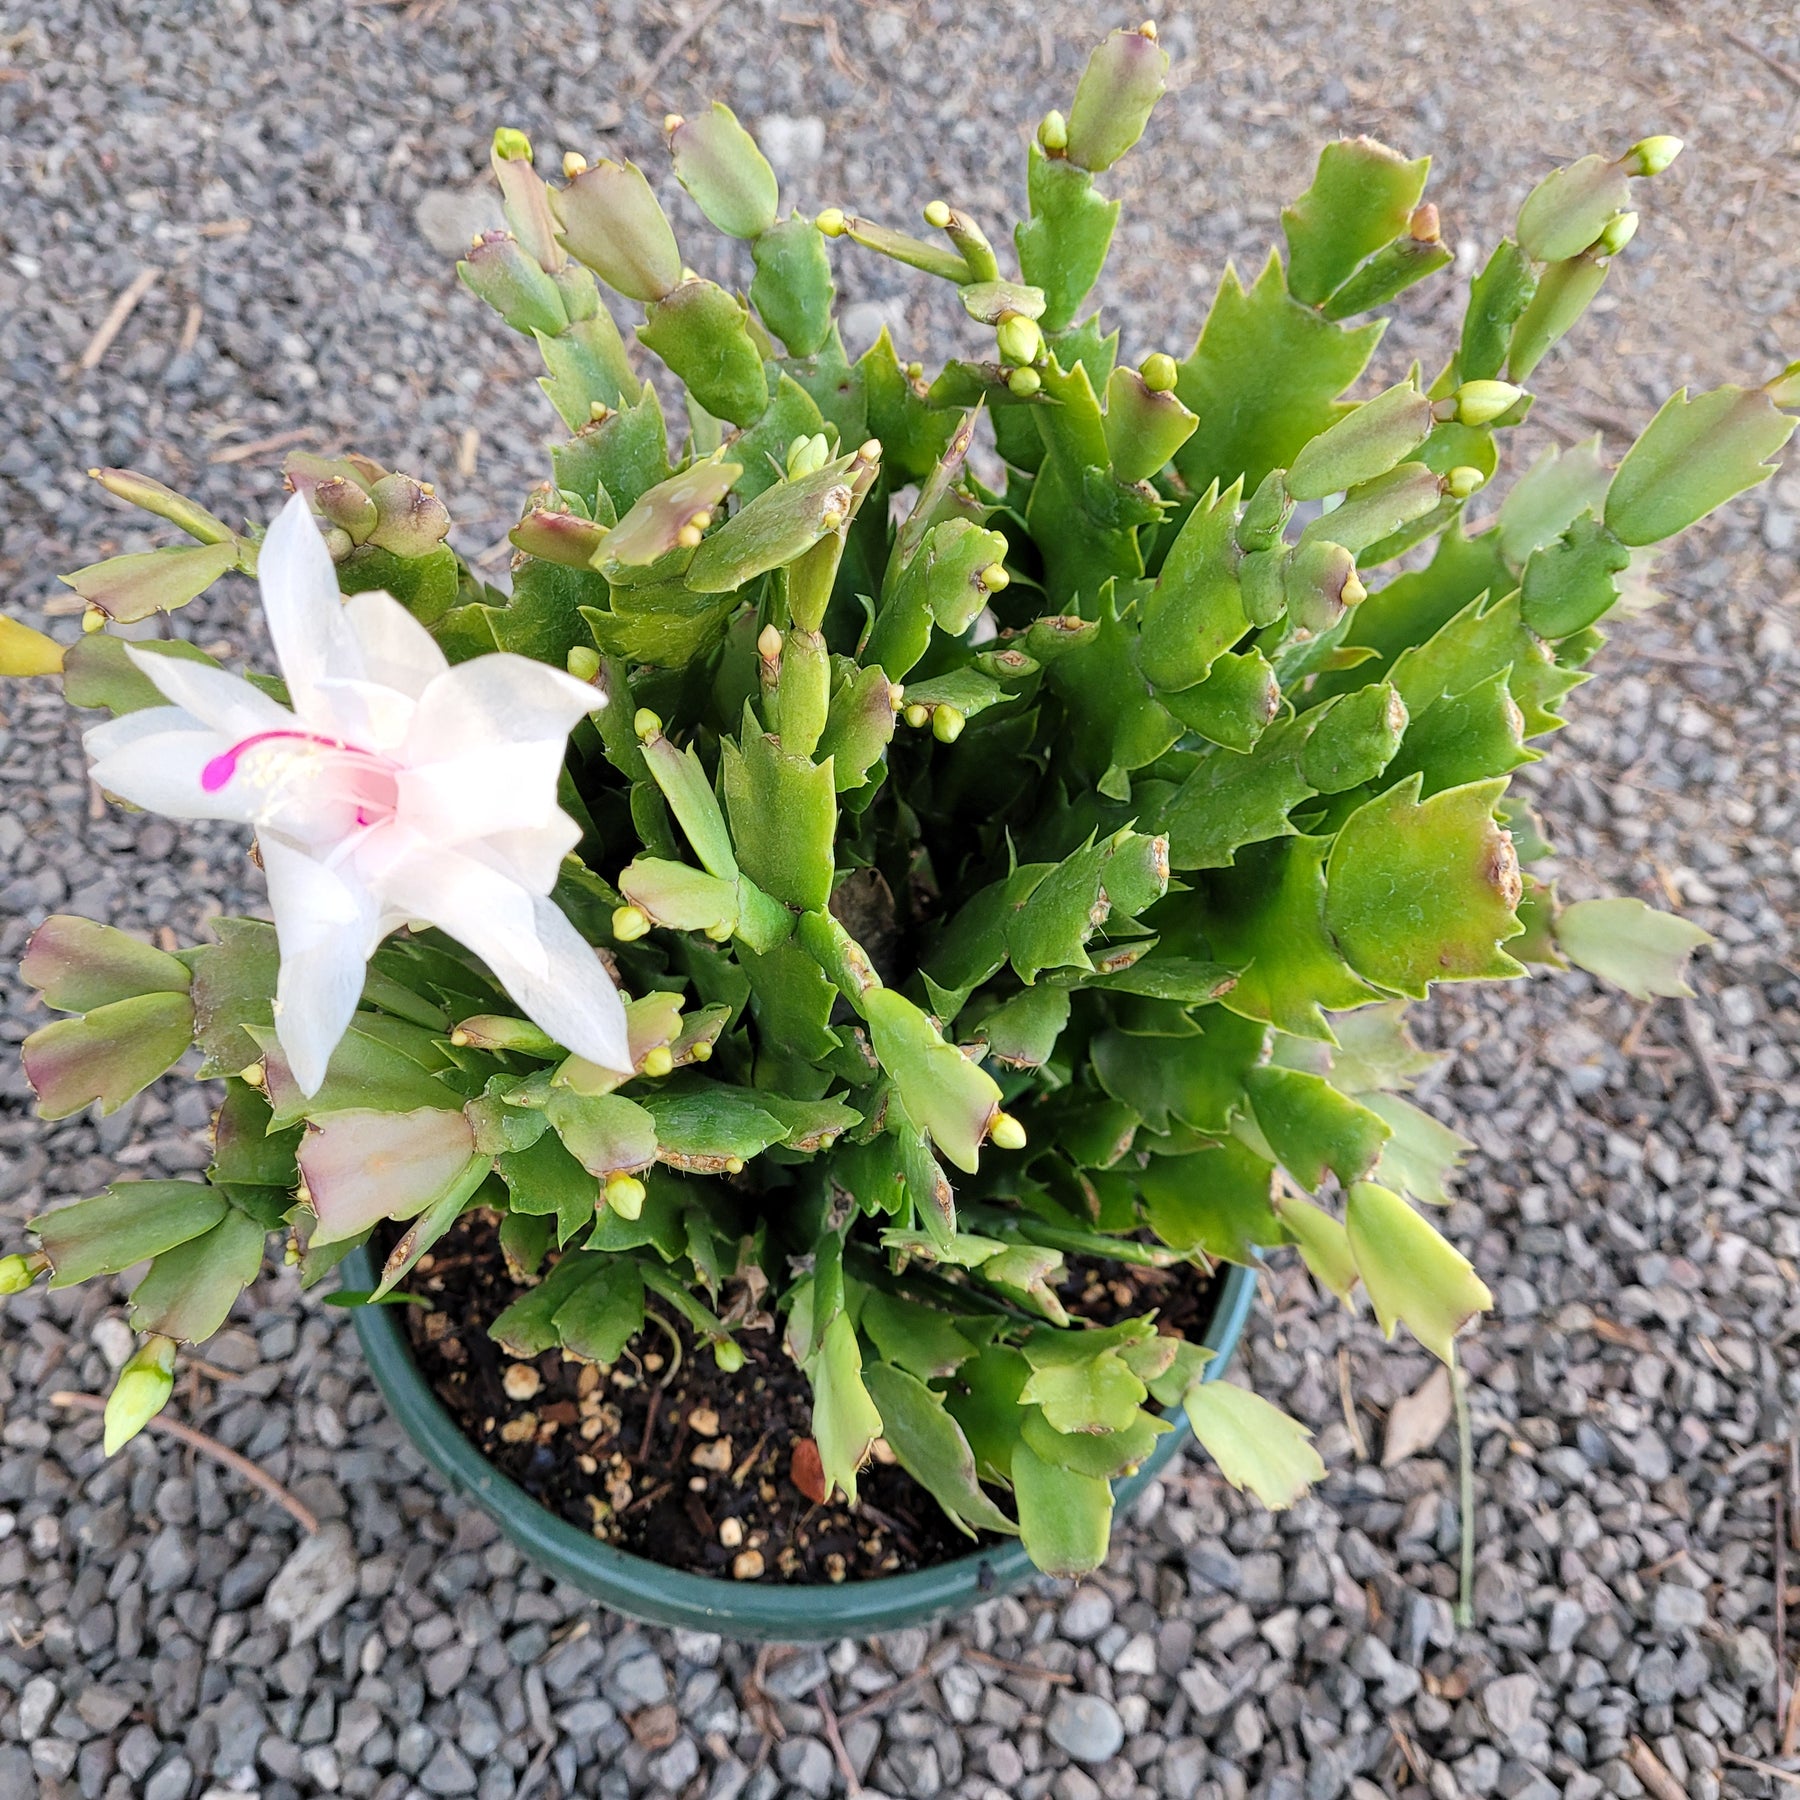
[342,1247,1257,1640]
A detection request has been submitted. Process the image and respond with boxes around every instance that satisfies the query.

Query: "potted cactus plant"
[3,22,1790,1637]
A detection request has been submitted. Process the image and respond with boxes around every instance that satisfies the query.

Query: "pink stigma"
[201,729,350,792]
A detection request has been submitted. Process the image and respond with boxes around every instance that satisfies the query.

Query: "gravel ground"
[3,3,1799,1798]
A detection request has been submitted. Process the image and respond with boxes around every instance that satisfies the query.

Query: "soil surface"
[398,1212,1223,1584]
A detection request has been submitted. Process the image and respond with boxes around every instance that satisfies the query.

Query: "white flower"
[85,492,631,1094]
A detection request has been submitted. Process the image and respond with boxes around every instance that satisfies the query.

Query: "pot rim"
[341,1246,1258,1639]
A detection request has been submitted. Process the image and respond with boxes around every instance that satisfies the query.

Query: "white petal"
[505,896,632,1073]
[342,590,448,699]
[380,847,543,978]
[403,653,596,768]
[122,646,294,741]
[260,836,379,1096]
[385,847,630,1072]
[258,492,365,714]
[473,816,584,894]
[309,676,418,752]
[395,739,570,846]
[88,725,259,823]
[84,704,205,760]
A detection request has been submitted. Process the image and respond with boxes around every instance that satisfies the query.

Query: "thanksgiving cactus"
[3,22,1785,1578]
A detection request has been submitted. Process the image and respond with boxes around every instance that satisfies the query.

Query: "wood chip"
[1383,1366,1454,1468]
[1626,1737,1688,1800]
[79,268,160,371]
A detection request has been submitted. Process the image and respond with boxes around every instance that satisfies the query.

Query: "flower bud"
[604,1173,646,1219]
[1766,361,1800,408]
[1444,465,1486,500]
[1141,352,1179,393]
[0,1252,43,1296]
[1595,210,1638,257]
[510,506,610,568]
[561,151,589,179]
[1007,366,1042,397]
[923,200,952,229]
[641,1045,674,1078]
[1453,380,1524,428]
[322,527,354,563]
[931,704,966,743]
[104,1334,176,1455]
[713,1339,746,1372]
[1037,110,1068,154]
[989,1112,1028,1151]
[88,468,236,546]
[311,474,379,542]
[0,618,65,678]
[785,432,831,478]
[566,645,602,682]
[492,127,533,162]
[757,623,783,661]
[816,207,847,237]
[979,562,1009,592]
[366,474,452,558]
[633,708,663,740]
[904,703,931,729]
[1623,135,1682,178]
[995,312,1043,367]
[612,905,652,942]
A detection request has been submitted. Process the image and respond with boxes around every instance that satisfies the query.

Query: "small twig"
[816,1687,865,1799]
[79,268,160,371]
[50,1391,319,1534]
[514,1739,554,1800]
[1618,1000,1658,1058]
[208,426,320,467]
[634,0,731,95]
[1626,1738,1688,1800]
[1719,1747,1800,1788]
[961,1646,1077,1685]
[1678,997,1737,1121]
[1591,1316,1658,1355]
[731,1427,773,1486]
[1387,1718,1424,1783]
[636,1383,662,1465]
[1721,24,1800,92]
[1336,1346,1370,1462]
[839,1664,936,1725]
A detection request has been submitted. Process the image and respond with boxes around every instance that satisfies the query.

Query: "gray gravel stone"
[776,1734,834,1797]
[1046,1691,1125,1765]
[1059,1587,1115,1642]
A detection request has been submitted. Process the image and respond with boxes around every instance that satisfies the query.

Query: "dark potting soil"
[397,1212,1224,1584]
